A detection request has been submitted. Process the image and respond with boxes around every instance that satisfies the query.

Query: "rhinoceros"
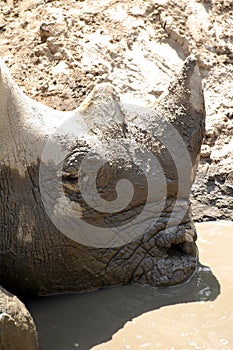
[0,55,205,296]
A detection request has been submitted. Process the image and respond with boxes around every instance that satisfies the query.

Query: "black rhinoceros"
[0,55,205,296]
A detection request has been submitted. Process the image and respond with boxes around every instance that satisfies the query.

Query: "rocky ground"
[0,0,232,221]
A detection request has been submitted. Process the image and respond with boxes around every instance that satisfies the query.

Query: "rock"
[0,286,38,350]
[200,144,211,158]
[224,172,233,195]
[39,22,52,42]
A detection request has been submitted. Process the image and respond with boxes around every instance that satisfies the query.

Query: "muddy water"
[25,221,233,350]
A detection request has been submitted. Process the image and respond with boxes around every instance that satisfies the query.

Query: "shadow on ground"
[24,262,220,350]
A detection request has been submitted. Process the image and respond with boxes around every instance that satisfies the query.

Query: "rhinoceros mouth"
[128,217,198,287]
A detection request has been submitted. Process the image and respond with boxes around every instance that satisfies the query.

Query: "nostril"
[167,242,197,258]
[154,222,197,257]
[62,169,79,179]
[167,243,184,255]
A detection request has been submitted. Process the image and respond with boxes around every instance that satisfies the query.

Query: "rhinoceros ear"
[78,83,126,137]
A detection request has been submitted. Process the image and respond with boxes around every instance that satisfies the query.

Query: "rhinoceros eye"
[62,161,79,179]
[62,147,88,179]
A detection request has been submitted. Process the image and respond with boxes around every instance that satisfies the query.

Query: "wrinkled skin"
[0,56,205,296]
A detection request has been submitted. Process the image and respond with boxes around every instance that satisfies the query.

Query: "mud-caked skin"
[0,56,205,296]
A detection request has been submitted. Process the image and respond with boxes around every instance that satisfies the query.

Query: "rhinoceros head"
[0,55,205,294]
